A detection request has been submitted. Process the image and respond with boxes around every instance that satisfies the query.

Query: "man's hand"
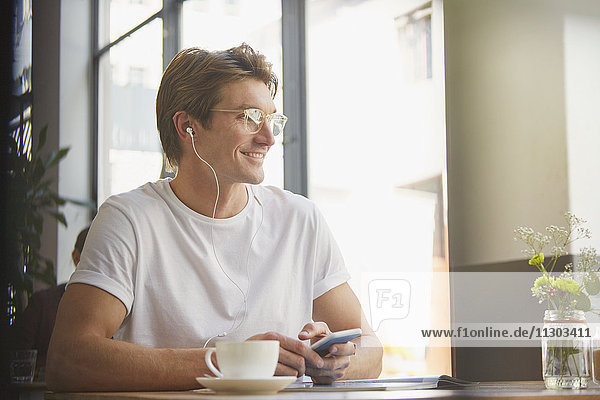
[246,332,324,377]
[298,322,357,384]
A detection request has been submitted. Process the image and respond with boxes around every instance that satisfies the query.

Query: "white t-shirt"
[69,179,349,348]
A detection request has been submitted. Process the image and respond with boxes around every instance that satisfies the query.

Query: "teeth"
[243,152,264,159]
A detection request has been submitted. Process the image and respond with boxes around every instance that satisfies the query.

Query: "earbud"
[186,127,194,136]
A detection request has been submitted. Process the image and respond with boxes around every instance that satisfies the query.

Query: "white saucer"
[195,376,297,395]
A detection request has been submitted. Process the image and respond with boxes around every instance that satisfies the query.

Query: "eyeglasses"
[210,108,288,136]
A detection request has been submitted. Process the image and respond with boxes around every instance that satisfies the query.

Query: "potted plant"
[6,125,71,315]
[515,212,599,389]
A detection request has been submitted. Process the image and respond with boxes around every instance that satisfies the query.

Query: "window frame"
[91,0,307,207]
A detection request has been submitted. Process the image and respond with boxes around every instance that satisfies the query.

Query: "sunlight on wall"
[564,13,600,252]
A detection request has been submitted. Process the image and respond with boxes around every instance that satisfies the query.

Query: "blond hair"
[156,43,278,169]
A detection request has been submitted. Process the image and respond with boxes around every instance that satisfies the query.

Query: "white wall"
[33,0,60,291]
[33,0,92,285]
[445,0,600,268]
[57,0,92,284]
[564,12,600,253]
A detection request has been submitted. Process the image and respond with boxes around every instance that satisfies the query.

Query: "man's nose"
[255,121,276,147]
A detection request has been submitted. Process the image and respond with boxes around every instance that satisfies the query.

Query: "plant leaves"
[29,258,57,286]
[44,147,70,169]
[7,125,72,298]
[31,158,45,184]
[62,197,96,209]
[44,209,68,227]
[32,216,43,237]
[585,273,600,296]
[574,293,591,312]
[38,125,48,150]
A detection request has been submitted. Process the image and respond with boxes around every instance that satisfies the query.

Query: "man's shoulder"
[251,185,316,213]
[101,179,170,214]
[250,185,324,231]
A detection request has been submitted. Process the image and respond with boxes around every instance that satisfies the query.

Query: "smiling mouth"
[241,152,265,160]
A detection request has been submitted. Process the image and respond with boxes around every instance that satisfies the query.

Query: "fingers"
[298,321,331,341]
[249,331,324,377]
[305,356,350,383]
[271,332,324,369]
[277,346,306,377]
[319,355,351,371]
[311,376,336,385]
[305,342,357,384]
[248,329,356,384]
[329,341,357,357]
[275,359,303,377]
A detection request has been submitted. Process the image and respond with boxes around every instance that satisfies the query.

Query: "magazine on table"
[283,375,478,392]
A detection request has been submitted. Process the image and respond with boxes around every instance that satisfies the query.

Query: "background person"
[13,227,89,378]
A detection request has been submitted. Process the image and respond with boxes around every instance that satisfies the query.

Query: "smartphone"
[310,328,362,356]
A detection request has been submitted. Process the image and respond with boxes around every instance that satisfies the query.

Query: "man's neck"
[169,167,248,219]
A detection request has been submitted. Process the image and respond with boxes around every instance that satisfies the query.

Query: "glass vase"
[542,309,592,389]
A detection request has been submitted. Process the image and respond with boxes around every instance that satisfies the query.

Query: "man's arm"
[303,282,383,383]
[46,283,214,392]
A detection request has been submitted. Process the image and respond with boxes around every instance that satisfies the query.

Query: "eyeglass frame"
[209,108,288,136]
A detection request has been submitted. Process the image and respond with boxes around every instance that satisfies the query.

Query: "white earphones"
[185,123,263,348]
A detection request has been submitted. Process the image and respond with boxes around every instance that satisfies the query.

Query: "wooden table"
[4,382,47,400]
[44,381,600,400]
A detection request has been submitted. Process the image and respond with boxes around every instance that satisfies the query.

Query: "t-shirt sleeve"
[68,202,137,315]
[311,206,351,299]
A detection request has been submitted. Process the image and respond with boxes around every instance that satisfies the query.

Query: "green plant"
[7,125,70,294]
[514,212,599,315]
[515,213,598,388]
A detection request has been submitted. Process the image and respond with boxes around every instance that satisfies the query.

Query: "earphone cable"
[191,139,246,337]
[191,138,267,348]
[231,187,264,333]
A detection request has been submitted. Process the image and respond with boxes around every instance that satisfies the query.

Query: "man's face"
[194,79,276,185]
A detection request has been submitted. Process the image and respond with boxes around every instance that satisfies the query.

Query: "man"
[47,44,382,391]
[14,227,88,375]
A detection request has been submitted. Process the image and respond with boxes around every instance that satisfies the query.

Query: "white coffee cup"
[204,340,279,379]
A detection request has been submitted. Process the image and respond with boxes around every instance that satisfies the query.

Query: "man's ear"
[172,111,197,142]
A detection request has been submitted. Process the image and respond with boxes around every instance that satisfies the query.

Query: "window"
[306,0,450,376]
[98,0,162,47]
[95,0,284,204]
[96,0,164,204]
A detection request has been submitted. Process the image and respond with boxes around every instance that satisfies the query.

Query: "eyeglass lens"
[244,109,286,136]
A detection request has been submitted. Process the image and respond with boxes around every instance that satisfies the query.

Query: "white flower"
[517,212,599,312]
[551,246,567,257]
